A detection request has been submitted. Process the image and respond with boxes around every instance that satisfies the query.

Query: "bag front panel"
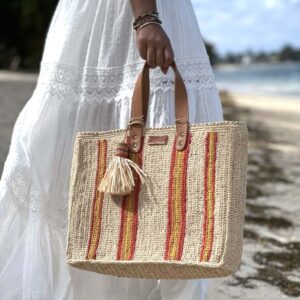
[67,123,247,275]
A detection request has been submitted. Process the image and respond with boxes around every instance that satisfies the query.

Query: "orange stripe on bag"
[164,135,190,261]
[116,138,144,260]
[200,132,218,262]
[86,140,107,259]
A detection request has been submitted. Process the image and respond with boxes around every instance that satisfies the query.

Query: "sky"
[191,0,300,55]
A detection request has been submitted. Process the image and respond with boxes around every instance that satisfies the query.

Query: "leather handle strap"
[129,61,189,152]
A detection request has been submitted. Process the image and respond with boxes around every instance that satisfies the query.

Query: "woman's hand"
[136,24,174,74]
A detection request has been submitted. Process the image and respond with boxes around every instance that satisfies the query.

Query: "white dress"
[0,0,223,299]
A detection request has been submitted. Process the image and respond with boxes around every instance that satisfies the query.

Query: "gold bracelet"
[136,21,162,33]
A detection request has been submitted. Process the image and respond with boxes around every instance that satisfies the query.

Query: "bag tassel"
[98,141,147,196]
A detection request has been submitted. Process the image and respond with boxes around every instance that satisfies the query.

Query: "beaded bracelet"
[133,10,159,25]
[133,13,161,30]
[133,10,162,31]
[134,17,162,31]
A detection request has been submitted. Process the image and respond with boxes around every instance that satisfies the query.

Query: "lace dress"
[0,0,223,299]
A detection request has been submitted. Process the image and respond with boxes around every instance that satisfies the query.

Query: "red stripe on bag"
[116,138,144,260]
[86,139,107,259]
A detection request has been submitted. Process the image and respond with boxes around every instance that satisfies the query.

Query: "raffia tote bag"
[66,61,248,279]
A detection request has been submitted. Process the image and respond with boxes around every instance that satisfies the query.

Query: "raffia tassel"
[98,142,147,196]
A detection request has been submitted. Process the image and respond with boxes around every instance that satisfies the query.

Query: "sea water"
[213,62,300,98]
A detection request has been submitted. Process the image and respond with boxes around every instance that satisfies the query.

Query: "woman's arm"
[130,0,174,73]
[130,0,158,18]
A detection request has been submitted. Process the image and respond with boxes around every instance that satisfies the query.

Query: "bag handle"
[128,61,189,153]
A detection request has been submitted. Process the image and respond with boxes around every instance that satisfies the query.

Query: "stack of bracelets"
[133,10,162,32]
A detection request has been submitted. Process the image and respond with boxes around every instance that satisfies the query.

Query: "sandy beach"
[0,72,300,298]
[0,72,37,175]
[207,91,300,299]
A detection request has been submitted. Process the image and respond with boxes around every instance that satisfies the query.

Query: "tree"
[204,41,219,65]
[279,45,300,61]
[0,0,58,70]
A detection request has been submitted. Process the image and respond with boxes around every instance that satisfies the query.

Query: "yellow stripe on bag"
[165,135,190,261]
[116,139,144,260]
[86,140,107,260]
[200,132,218,262]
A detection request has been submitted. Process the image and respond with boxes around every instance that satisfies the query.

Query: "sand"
[0,72,37,174]
[206,91,300,299]
[0,72,300,298]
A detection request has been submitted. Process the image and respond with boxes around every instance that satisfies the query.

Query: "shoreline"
[0,70,38,82]
[214,61,300,68]
[213,61,300,100]
[221,90,300,115]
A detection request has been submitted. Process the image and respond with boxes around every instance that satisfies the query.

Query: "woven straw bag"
[66,61,248,279]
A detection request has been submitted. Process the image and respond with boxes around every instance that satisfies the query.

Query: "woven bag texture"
[66,121,248,279]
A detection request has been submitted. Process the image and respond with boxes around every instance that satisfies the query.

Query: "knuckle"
[154,36,162,43]
[138,35,147,44]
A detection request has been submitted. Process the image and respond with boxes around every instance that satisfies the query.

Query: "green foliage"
[279,45,300,61]
[0,0,58,70]
[219,45,300,64]
[204,41,219,65]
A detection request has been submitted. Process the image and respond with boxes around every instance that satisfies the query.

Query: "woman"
[0,0,223,299]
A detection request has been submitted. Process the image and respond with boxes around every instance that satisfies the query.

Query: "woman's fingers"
[157,47,168,74]
[164,46,174,66]
[139,43,147,60]
[156,47,165,68]
[161,46,174,73]
[136,24,174,70]
[147,46,156,68]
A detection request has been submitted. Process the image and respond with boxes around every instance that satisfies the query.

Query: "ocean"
[213,62,300,98]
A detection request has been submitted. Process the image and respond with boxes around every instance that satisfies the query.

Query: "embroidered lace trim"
[38,56,217,103]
